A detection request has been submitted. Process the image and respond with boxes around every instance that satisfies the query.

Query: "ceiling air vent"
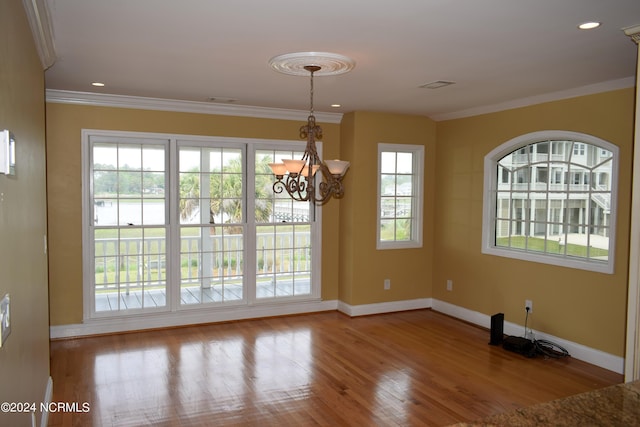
[207,96,237,103]
[419,80,455,89]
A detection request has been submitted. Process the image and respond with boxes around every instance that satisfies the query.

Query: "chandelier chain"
[309,69,315,117]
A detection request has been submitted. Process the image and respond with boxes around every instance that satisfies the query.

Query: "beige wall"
[46,87,633,360]
[340,111,436,305]
[46,104,342,325]
[0,0,50,424]
[433,89,635,357]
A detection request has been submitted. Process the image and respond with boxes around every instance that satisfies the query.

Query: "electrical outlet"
[384,279,391,290]
[446,280,453,291]
[525,299,533,313]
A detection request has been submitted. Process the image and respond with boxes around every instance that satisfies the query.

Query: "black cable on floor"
[534,339,570,358]
[524,306,570,358]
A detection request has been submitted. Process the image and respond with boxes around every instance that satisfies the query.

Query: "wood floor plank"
[48,309,622,426]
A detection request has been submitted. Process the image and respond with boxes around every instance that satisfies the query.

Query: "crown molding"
[431,76,636,122]
[46,76,632,124]
[45,89,344,124]
[22,0,56,70]
[623,24,640,44]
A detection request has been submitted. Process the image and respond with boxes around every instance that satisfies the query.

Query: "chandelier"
[268,53,354,204]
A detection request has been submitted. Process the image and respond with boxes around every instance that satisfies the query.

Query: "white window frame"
[82,129,322,321]
[376,143,424,250]
[482,130,619,274]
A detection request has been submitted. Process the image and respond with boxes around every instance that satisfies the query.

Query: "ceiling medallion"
[268,52,355,76]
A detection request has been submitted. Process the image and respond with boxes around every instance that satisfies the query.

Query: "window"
[177,143,246,306]
[89,136,169,313]
[83,130,320,319]
[482,131,618,274]
[254,148,316,300]
[377,143,424,249]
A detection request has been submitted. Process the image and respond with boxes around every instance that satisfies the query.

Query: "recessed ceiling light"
[578,22,601,30]
[91,82,105,87]
[331,104,341,108]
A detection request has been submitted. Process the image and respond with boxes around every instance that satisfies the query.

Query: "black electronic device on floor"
[489,313,504,345]
[502,335,536,358]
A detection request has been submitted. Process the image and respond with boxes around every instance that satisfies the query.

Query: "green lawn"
[497,236,608,258]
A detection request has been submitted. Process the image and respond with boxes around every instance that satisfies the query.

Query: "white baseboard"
[432,299,624,374]
[50,299,339,339]
[337,298,432,317]
[50,297,623,374]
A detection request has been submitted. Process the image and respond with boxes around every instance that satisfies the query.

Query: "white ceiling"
[43,0,640,121]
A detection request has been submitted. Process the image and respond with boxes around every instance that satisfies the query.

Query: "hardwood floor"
[48,309,622,426]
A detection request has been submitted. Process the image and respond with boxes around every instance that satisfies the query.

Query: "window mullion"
[168,138,180,312]
[245,144,256,304]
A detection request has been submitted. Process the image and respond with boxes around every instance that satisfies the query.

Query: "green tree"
[178,154,274,225]
[179,171,200,221]
[93,164,117,194]
[93,164,165,196]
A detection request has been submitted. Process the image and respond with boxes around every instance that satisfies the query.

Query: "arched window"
[482,131,619,274]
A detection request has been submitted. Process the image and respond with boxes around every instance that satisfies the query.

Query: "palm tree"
[254,155,277,223]
[179,171,200,221]
[178,153,275,226]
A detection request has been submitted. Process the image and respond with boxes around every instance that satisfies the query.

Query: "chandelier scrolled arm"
[318,171,346,200]
[272,173,312,202]
[271,180,284,194]
[300,117,323,141]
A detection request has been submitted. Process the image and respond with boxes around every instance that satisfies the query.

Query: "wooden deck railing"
[94,232,311,293]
